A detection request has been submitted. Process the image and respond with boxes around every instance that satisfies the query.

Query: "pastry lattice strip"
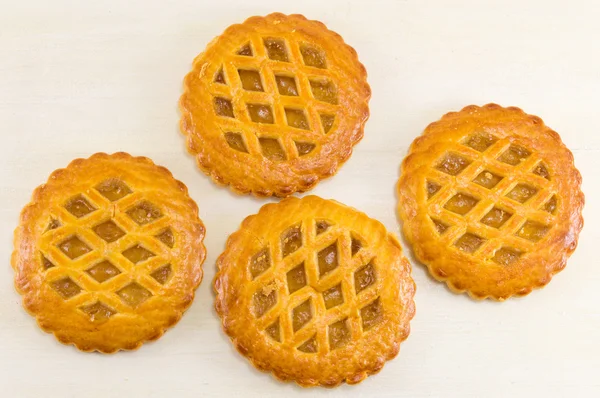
[211,32,340,161]
[37,179,177,319]
[249,218,383,354]
[425,133,559,263]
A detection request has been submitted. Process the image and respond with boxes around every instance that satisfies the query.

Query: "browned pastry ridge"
[214,196,415,387]
[12,152,206,352]
[397,104,584,300]
[180,13,370,197]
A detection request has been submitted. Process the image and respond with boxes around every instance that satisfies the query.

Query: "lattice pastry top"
[397,104,584,300]
[180,13,370,197]
[12,153,206,352]
[214,196,415,387]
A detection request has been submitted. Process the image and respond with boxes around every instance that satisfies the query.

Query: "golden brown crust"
[397,104,584,300]
[180,13,371,197]
[214,196,415,387]
[12,152,206,352]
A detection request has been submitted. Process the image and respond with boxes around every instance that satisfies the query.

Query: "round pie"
[12,153,206,352]
[180,13,370,197]
[397,104,584,300]
[214,196,415,387]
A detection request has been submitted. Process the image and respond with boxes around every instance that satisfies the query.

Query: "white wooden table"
[1,1,598,396]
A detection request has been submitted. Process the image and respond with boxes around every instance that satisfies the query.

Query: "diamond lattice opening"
[454,232,486,253]
[444,193,479,215]
[150,264,172,285]
[426,180,442,199]
[52,277,82,300]
[435,153,471,176]
[117,282,153,307]
[292,298,313,332]
[248,104,274,124]
[281,225,302,258]
[295,142,315,156]
[463,133,498,152]
[498,144,531,166]
[318,241,338,277]
[320,114,335,134]
[253,282,278,318]
[58,236,92,260]
[361,298,383,330]
[431,218,450,235]
[285,108,310,130]
[259,137,286,161]
[323,283,344,309]
[41,254,55,270]
[533,162,550,180]
[237,43,253,56]
[480,207,513,229]
[155,228,174,248]
[127,201,163,225]
[300,44,327,69]
[506,183,538,204]
[351,236,362,256]
[64,195,96,218]
[214,97,234,118]
[543,195,557,214]
[286,262,307,294]
[297,335,318,353]
[93,220,126,243]
[86,260,121,283]
[214,67,226,84]
[354,262,376,294]
[473,170,503,189]
[45,219,61,232]
[516,220,550,242]
[80,301,116,322]
[309,79,338,104]
[492,247,523,265]
[250,248,271,279]
[275,75,298,96]
[122,244,155,264]
[237,69,264,92]
[315,220,331,235]
[265,318,281,342]
[95,179,132,202]
[263,38,289,62]
[51,277,82,299]
[329,318,350,350]
[224,132,248,153]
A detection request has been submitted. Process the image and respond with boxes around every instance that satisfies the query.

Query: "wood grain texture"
[0,0,599,397]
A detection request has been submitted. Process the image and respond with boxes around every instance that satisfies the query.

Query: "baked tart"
[215,196,415,387]
[12,153,206,352]
[397,104,584,300]
[180,13,370,197]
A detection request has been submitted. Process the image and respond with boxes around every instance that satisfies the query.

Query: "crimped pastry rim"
[179,13,371,197]
[214,195,416,387]
[11,152,207,353]
[397,103,584,301]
